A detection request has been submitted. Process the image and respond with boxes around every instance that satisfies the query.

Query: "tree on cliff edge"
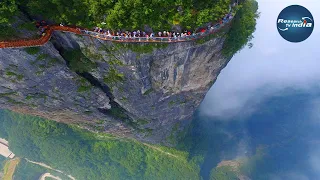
[222,0,259,57]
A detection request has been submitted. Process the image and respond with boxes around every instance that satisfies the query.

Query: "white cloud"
[308,145,320,179]
[199,0,320,120]
[269,172,310,180]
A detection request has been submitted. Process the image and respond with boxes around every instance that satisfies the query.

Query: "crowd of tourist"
[37,2,237,41]
[81,12,234,41]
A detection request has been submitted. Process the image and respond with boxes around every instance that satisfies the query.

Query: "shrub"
[222,0,259,57]
[62,49,97,73]
[25,47,40,55]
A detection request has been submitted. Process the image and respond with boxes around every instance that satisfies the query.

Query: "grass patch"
[120,96,128,102]
[84,110,93,114]
[113,42,168,54]
[3,158,21,180]
[25,95,33,100]
[36,53,49,61]
[35,71,44,76]
[76,77,93,93]
[82,47,103,60]
[62,49,97,73]
[6,71,24,81]
[137,128,153,135]
[210,165,239,180]
[108,59,124,66]
[77,85,92,93]
[0,26,18,40]
[168,100,176,107]
[96,120,104,125]
[143,88,153,96]
[103,68,125,88]
[136,119,149,126]
[179,99,187,105]
[109,106,129,121]
[18,22,37,31]
[7,98,24,105]
[48,58,60,66]
[0,92,18,98]
[166,122,180,145]
[24,93,47,101]
[25,47,40,55]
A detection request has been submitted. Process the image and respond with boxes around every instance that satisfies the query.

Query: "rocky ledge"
[0,24,231,145]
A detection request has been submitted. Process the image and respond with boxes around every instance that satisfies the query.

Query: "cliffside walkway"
[0,17,232,49]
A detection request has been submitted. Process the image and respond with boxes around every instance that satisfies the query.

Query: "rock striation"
[0,27,231,144]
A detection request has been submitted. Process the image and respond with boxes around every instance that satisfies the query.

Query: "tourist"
[36,22,40,28]
[41,20,47,26]
[167,31,171,38]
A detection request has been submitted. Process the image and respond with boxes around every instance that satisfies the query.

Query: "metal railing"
[0,16,232,48]
[79,18,232,43]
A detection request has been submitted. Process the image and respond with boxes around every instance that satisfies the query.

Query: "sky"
[200,0,320,120]
[197,1,320,179]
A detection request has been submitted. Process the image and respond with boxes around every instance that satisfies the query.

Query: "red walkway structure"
[0,17,232,49]
[0,25,82,48]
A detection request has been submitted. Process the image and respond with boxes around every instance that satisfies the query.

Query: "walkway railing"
[0,17,232,49]
[80,18,231,43]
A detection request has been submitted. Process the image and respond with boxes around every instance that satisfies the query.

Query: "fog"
[200,0,320,120]
[196,1,320,179]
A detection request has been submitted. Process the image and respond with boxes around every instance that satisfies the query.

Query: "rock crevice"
[0,26,232,144]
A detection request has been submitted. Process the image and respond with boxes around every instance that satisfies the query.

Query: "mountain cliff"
[0,0,258,145]
[0,30,230,144]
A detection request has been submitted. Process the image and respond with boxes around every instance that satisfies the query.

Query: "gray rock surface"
[0,29,231,145]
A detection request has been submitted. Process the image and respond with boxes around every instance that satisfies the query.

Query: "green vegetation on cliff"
[209,147,266,180]
[62,49,97,73]
[17,0,231,31]
[0,0,18,39]
[0,0,18,25]
[0,110,201,180]
[210,166,238,180]
[222,0,259,57]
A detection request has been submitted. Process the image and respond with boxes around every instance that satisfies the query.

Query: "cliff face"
[0,29,230,144]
